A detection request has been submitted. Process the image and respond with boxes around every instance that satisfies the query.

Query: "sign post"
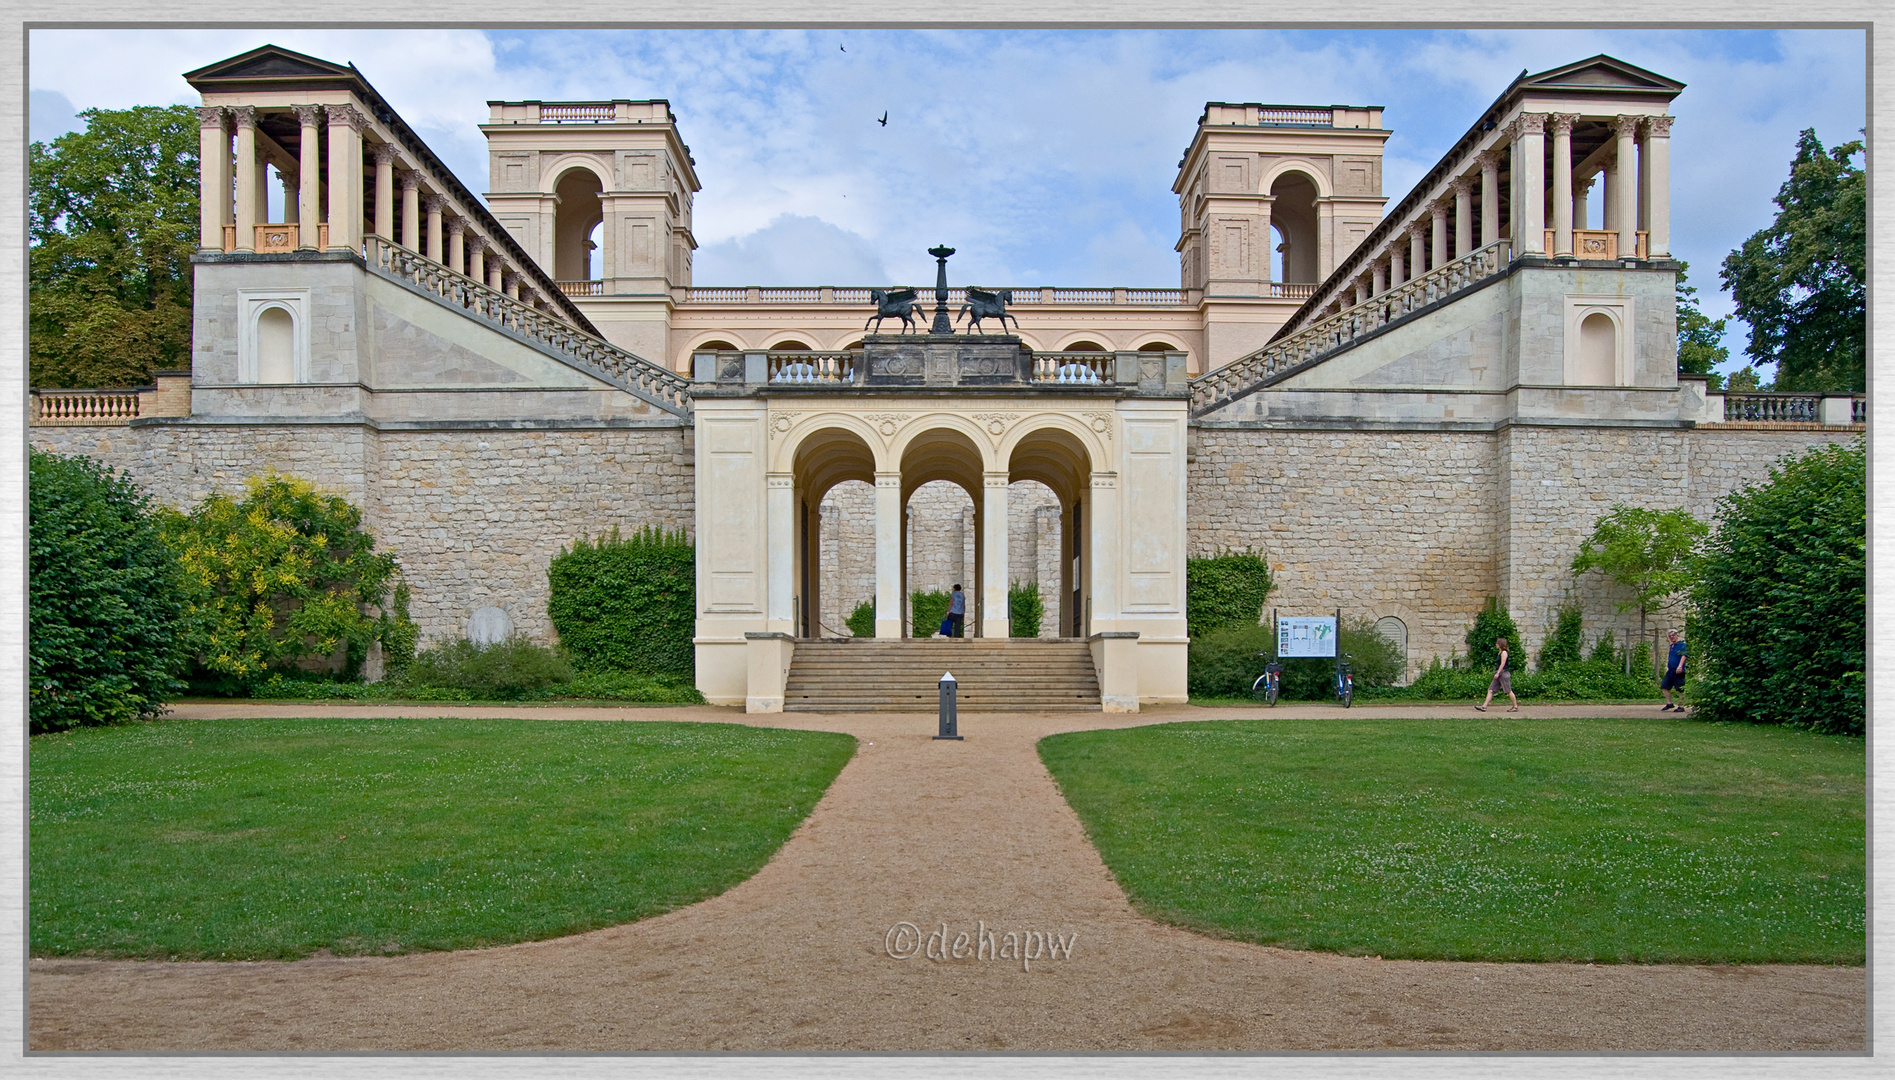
[935,672,962,740]
[1276,614,1338,659]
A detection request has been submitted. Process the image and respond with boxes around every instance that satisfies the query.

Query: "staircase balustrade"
[365,236,692,416]
[1723,393,1822,423]
[1190,239,1512,414]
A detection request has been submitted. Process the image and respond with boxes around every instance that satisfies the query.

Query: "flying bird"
[840,44,846,52]
[878,112,888,126]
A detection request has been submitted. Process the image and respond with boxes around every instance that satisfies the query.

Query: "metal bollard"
[934,671,962,740]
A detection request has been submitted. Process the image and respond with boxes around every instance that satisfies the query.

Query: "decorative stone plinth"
[861,334,1030,387]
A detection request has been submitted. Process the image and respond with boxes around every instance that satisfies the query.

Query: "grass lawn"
[31,718,854,960]
[1039,716,1863,964]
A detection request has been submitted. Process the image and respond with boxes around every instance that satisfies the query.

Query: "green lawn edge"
[1038,715,1864,965]
[31,716,854,961]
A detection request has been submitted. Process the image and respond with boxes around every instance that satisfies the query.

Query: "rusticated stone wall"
[31,421,694,646]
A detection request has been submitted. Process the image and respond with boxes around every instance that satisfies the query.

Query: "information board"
[1277,616,1338,658]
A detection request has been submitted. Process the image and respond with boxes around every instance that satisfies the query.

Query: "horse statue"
[865,288,923,333]
[956,287,1017,334]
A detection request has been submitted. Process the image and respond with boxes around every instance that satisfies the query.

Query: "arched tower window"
[553,168,603,282]
[256,306,295,383]
[1269,171,1320,284]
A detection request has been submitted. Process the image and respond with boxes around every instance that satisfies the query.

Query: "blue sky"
[28,28,1867,382]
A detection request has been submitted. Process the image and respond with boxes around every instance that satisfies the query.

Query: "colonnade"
[194,101,553,309]
[1309,108,1673,325]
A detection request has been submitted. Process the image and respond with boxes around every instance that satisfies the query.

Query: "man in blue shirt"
[1660,630,1687,711]
[947,584,966,638]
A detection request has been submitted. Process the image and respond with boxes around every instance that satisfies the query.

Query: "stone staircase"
[783,639,1102,712]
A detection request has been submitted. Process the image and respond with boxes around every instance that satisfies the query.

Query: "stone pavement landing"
[27,704,1866,1051]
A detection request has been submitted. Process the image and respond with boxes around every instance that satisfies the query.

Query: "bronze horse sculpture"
[866,288,923,333]
[956,287,1018,333]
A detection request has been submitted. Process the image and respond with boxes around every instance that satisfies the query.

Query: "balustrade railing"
[33,390,141,424]
[1032,352,1110,384]
[1854,398,1867,425]
[768,351,856,383]
[1191,239,1512,414]
[679,285,1191,306]
[1259,106,1334,127]
[1723,393,1822,423]
[365,236,691,415]
[556,280,604,296]
[540,103,616,122]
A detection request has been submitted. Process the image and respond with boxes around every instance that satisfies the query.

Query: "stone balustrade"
[1190,239,1511,415]
[31,372,193,426]
[365,236,691,416]
[679,286,1189,307]
[1721,392,1865,426]
[768,352,856,383]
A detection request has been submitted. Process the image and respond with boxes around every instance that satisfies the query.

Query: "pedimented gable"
[184,45,357,89]
[1520,55,1685,94]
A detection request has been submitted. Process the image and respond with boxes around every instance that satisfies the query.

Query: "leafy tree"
[29,450,194,732]
[1674,261,1729,390]
[1008,580,1044,638]
[161,472,414,692]
[1689,440,1863,734]
[1185,549,1275,639]
[1720,129,1865,392]
[1536,603,1585,671]
[30,105,199,390]
[1570,505,1709,638]
[1725,366,1767,393]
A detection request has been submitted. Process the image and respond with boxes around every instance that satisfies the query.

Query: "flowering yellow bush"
[160,472,415,690]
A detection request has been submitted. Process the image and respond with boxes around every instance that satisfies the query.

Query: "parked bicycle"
[1250,657,1283,705]
[1335,654,1354,707]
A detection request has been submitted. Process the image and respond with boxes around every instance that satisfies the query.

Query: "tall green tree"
[1720,129,1865,392]
[1689,440,1864,735]
[29,450,194,732]
[30,104,199,389]
[1673,261,1729,390]
[1571,505,1709,638]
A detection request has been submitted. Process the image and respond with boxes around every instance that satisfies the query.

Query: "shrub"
[1393,655,1655,703]
[846,599,876,639]
[1463,601,1522,673]
[160,471,411,695]
[547,526,694,681]
[28,450,193,732]
[1689,440,1864,735]
[1009,580,1043,638]
[1187,621,1274,697]
[1537,604,1585,671]
[911,589,951,638]
[393,636,573,700]
[1186,549,1274,640]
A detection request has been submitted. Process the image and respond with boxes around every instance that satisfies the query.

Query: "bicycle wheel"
[1266,679,1278,706]
[1341,679,1353,708]
[1251,674,1272,703]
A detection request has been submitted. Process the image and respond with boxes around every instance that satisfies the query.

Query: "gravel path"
[28,703,1866,1052]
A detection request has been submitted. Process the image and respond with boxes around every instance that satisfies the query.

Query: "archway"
[1008,424,1093,637]
[792,426,876,639]
[1269,171,1320,283]
[900,427,987,636]
[552,167,603,282]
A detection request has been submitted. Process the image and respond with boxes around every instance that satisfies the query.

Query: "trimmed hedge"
[548,526,694,682]
[1185,549,1274,640]
[911,589,952,638]
[1009,580,1044,638]
[846,599,876,639]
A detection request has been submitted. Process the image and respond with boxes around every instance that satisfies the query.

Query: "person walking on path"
[947,584,966,638]
[1476,636,1518,712]
[1660,630,1688,710]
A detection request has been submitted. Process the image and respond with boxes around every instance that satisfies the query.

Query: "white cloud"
[695,215,891,285]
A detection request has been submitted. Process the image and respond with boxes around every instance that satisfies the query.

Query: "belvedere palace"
[30,45,1864,710]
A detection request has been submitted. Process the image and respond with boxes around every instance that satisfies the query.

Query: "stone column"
[423,195,444,263]
[468,237,486,284]
[1479,150,1501,247]
[196,106,229,251]
[1372,259,1387,294]
[1516,113,1546,254]
[767,474,795,633]
[399,171,420,251]
[1452,176,1474,258]
[489,254,505,292]
[229,107,258,251]
[981,473,1010,640]
[1388,245,1405,285]
[1643,115,1672,257]
[1430,200,1449,267]
[445,218,466,275]
[372,143,399,241]
[1614,115,1640,257]
[1087,472,1119,630]
[325,104,366,250]
[502,270,519,299]
[1601,169,1617,231]
[1354,277,1370,305]
[1574,176,1593,231]
[1315,198,1336,279]
[293,105,323,247]
[874,472,903,639]
[281,168,298,224]
[1408,224,1426,278]
[1551,113,1577,256]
